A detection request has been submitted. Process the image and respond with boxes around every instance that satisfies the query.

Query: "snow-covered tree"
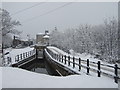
[49,18,118,64]
[0,8,21,48]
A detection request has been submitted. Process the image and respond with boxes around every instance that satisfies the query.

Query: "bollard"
[114,64,118,83]
[97,61,101,77]
[73,57,75,68]
[79,58,81,71]
[68,56,70,66]
[64,55,66,64]
[87,59,89,75]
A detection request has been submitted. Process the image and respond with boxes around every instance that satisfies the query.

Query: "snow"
[37,33,44,35]
[43,35,49,39]
[4,47,35,66]
[46,46,120,81]
[2,67,118,88]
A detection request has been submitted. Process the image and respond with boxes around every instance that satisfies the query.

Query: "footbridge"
[44,46,120,83]
[4,45,120,84]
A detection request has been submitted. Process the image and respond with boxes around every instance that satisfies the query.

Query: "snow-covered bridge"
[44,46,120,84]
[3,45,120,85]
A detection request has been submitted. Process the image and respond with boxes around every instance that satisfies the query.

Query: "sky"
[2,2,118,39]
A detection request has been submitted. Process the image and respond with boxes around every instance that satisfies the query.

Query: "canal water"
[20,59,59,76]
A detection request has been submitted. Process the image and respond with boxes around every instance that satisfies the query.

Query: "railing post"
[87,59,89,75]
[114,64,118,83]
[73,57,75,68]
[55,54,57,60]
[57,54,58,61]
[79,58,81,71]
[59,55,61,62]
[17,55,19,62]
[23,53,25,59]
[97,61,101,77]
[68,56,70,66]
[28,52,29,57]
[64,55,66,64]
[7,57,9,64]
[26,52,27,57]
[15,56,17,62]
[20,54,22,60]
[62,55,63,63]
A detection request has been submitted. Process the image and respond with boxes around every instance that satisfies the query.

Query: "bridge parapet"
[4,49,36,67]
[45,47,120,84]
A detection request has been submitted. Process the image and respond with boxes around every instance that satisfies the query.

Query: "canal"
[20,59,60,76]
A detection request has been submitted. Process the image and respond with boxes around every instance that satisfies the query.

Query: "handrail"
[5,49,36,66]
[45,48,120,83]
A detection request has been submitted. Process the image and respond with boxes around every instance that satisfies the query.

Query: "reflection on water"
[21,59,48,75]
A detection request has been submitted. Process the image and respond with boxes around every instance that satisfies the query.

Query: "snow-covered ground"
[1,67,118,88]
[3,47,35,66]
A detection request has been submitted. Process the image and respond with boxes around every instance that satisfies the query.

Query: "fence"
[4,49,36,66]
[14,49,36,62]
[45,48,120,83]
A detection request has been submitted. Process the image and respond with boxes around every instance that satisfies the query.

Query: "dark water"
[20,59,49,75]
[20,59,60,76]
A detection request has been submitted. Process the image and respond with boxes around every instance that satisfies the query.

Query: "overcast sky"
[2,2,118,39]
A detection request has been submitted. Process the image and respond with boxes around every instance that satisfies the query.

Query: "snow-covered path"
[2,67,118,88]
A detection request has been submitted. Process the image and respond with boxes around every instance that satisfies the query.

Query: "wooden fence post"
[62,55,63,63]
[79,58,81,71]
[97,61,101,77]
[26,52,27,57]
[57,54,58,61]
[15,56,17,62]
[64,55,66,64]
[59,55,61,62]
[20,54,22,60]
[87,59,89,75]
[17,55,19,62]
[55,54,57,60]
[73,57,75,68]
[23,53,25,59]
[68,56,70,66]
[114,64,118,83]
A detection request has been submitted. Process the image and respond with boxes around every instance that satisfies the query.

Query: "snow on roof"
[37,33,44,35]
[43,35,49,39]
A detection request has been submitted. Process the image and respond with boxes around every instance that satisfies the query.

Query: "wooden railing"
[45,48,120,83]
[4,49,36,66]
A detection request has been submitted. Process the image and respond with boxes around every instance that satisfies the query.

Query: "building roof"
[43,35,49,39]
[37,33,44,35]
